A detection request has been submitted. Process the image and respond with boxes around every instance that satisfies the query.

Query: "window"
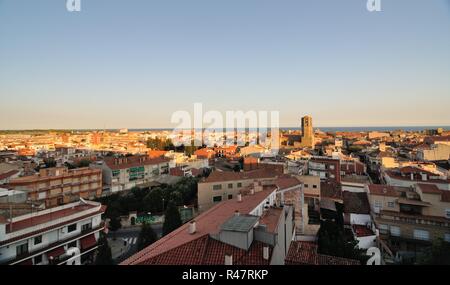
[445,209,450,219]
[212,196,222,203]
[374,201,382,211]
[212,184,222,190]
[378,224,388,235]
[68,241,77,248]
[67,224,77,233]
[312,185,317,189]
[387,201,395,208]
[16,243,28,257]
[228,183,233,189]
[34,255,42,265]
[237,183,242,188]
[413,229,430,241]
[82,223,92,232]
[390,226,401,237]
[444,233,450,243]
[228,194,233,200]
[38,192,46,200]
[329,165,335,170]
[34,235,42,245]
[304,184,309,188]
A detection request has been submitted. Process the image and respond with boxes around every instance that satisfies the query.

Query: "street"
[107,224,163,264]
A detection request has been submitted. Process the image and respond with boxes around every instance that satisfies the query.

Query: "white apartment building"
[0,199,106,265]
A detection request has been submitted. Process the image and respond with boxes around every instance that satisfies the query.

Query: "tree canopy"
[417,238,450,265]
[94,233,113,265]
[97,177,199,219]
[137,223,158,251]
[317,220,365,262]
[162,202,182,236]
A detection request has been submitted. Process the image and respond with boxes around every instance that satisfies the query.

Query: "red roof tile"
[259,208,283,233]
[367,184,402,197]
[104,156,169,170]
[201,168,278,183]
[137,234,272,265]
[0,170,19,180]
[352,225,375,237]
[416,183,442,194]
[285,241,360,265]
[6,203,99,233]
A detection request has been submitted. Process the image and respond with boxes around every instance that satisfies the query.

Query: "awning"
[17,259,33,265]
[80,234,97,250]
[46,246,65,259]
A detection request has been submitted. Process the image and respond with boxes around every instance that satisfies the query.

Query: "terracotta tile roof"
[169,167,184,177]
[399,166,435,176]
[317,254,360,265]
[0,170,19,180]
[5,203,100,233]
[201,168,278,183]
[285,241,360,265]
[194,148,216,158]
[274,175,301,190]
[416,183,442,194]
[320,182,342,200]
[259,208,283,233]
[385,170,450,184]
[352,225,375,237]
[121,187,277,265]
[367,184,402,197]
[136,234,272,265]
[147,150,167,158]
[285,241,318,265]
[104,155,169,170]
[0,205,106,246]
[343,192,370,214]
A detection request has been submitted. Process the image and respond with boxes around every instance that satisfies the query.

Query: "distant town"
[1,115,449,265]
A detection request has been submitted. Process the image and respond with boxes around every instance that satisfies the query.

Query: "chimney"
[237,193,242,202]
[263,246,270,260]
[225,253,233,265]
[421,173,427,181]
[188,220,196,234]
[234,210,240,216]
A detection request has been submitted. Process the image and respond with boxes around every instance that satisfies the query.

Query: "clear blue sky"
[1,0,450,129]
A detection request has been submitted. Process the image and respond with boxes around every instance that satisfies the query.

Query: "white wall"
[350,214,371,226]
[357,235,376,249]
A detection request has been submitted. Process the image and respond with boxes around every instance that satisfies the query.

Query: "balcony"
[376,210,450,228]
[4,222,104,265]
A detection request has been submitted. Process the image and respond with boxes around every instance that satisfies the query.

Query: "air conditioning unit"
[60,228,66,234]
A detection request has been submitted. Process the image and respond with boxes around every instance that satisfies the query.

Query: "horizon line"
[1,125,450,132]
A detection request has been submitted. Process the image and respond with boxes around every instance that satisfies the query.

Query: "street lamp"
[162,198,165,212]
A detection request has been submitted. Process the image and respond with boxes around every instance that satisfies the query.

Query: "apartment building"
[0,199,106,265]
[9,167,102,208]
[121,186,294,265]
[94,155,170,193]
[416,143,450,161]
[382,166,450,190]
[197,168,281,212]
[367,184,450,261]
[308,156,341,184]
